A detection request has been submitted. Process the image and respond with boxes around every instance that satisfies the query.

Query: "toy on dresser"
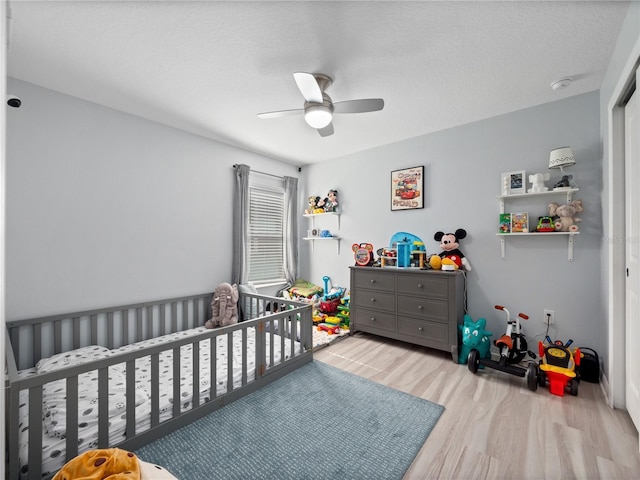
[429,229,472,271]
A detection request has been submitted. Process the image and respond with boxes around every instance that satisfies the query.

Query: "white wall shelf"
[303,211,340,230]
[303,211,340,253]
[498,188,580,261]
[303,236,340,254]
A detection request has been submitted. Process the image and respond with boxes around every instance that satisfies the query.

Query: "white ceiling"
[6,1,631,165]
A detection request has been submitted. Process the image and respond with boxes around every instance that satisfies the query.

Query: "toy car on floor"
[526,338,580,396]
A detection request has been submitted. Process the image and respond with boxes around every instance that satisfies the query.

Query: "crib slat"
[192,340,200,408]
[147,305,153,339]
[10,327,21,370]
[241,328,247,385]
[136,307,143,342]
[227,332,234,392]
[33,323,42,367]
[151,352,160,427]
[107,312,114,349]
[98,367,110,447]
[55,319,62,354]
[269,322,275,367]
[290,313,297,357]
[73,317,81,349]
[122,309,129,345]
[173,346,181,417]
[28,385,44,479]
[280,315,286,364]
[183,301,188,330]
[172,302,178,333]
[91,314,98,345]
[126,359,136,438]
[210,335,217,400]
[256,321,265,378]
[7,382,21,480]
[159,304,166,337]
[194,298,200,328]
[65,375,79,461]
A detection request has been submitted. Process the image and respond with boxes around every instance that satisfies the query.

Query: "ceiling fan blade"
[257,108,303,119]
[318,123,334,137]
[294,72,323,103]
[333,98,384,114]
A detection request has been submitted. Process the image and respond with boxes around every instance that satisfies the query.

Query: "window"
[247,176,286,285]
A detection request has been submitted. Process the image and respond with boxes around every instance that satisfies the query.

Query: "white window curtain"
[232,164,298,287]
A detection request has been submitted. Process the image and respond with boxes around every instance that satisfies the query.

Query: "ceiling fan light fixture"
[304,104,333,129]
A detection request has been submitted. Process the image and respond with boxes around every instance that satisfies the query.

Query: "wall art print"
[391,166,424,211]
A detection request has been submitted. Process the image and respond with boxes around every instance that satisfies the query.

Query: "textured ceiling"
[6,1,631,165]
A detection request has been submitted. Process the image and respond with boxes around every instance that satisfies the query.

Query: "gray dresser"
[349,266,465,361]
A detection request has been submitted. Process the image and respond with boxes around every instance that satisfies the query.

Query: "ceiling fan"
[257,72,384,137]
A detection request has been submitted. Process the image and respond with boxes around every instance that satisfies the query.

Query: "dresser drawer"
[355,308,396,333]
[397,316,448,343]
[397,295,448,322]
[354,289,396,312]
[353,270,395,292]
[397,274,448,299]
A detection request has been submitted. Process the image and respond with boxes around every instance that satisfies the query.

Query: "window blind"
[247,184,285,284]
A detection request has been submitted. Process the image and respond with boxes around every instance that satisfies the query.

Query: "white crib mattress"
[16,325,300,479]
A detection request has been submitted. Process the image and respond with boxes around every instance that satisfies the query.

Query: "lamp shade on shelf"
[549,147,576,170]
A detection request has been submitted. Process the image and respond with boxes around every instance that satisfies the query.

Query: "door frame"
[607,39,640,409]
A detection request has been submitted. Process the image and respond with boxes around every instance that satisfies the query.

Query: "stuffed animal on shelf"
[305,196,322,214]
[458,315,492,365]
[548,199,583,232]
[205,282,239,328]
[323,189,339,213]
[429,229,472,271]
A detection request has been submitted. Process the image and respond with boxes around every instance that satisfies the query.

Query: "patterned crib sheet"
[16,324,301,479]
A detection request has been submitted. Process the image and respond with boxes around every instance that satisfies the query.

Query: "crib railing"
[5,292,312,480]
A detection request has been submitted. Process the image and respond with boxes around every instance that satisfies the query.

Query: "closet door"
[624,69,640,437]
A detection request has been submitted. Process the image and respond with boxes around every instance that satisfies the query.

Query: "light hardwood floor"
[314,333,640,480]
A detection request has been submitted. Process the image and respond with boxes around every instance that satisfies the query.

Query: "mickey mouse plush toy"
[429,229,472,271]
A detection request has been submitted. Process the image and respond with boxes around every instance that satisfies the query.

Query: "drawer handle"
[418,326,424,332]
[417,305,423,310]
[370,317,376,322]
[370,279,376,284]
[370,298,376,303]
[417,283,423,288]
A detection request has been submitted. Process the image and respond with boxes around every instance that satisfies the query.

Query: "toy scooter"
[468,305,535,380]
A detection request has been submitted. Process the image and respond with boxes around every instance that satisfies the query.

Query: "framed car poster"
[391,166,424,211]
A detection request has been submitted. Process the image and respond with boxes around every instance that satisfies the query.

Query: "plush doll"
[305,196,321,214]
[324,189,339,213]
[205,282,239,328]
[429,229,472,271]
[548,199,583,232]
[458,315,492,365]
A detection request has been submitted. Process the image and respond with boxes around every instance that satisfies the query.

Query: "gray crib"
[5,292,313,479]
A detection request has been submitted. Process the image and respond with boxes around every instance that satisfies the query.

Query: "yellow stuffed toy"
[52,448,178,480]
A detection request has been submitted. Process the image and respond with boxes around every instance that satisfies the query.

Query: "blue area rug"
[136,361,444,480]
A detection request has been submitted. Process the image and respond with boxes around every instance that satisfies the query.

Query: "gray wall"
[5,78,299,319]
[5,81,606,361]
[301,92,604,356]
